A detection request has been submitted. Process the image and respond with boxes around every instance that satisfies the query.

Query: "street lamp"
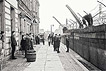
[51,24,54,33]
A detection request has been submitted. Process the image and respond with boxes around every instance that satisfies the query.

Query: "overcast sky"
[39,0,106,32]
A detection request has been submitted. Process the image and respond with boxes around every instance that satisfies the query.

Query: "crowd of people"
[11,32,34,59]
[11,32,46,59]
[48,34,69,53]
[1,31,69,60]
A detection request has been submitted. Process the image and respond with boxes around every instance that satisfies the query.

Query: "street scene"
[0,0,106,71]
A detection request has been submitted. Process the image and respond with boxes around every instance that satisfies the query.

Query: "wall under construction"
[63,24,106,71]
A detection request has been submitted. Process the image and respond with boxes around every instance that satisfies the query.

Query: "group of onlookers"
[48,34,70,53]
[11,32,34,59]
[0,31,70,60]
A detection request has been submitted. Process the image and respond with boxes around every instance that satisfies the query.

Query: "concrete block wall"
[63,24,106,71]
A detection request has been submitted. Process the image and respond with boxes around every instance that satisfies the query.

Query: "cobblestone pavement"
[2,45,41,71]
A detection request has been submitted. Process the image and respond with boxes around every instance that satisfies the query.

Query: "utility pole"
[51,24,54,33]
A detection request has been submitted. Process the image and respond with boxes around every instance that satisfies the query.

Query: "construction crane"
[52,16,68,33]
[52,16,64,27]
[66,5,83,28]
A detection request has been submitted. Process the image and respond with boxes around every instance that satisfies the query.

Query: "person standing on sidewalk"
[11,31,17,59]
[57,34,61,53]
[42,36,45,45]
[20,35,26,55]
[48,34,51,46]
[66,36,69,52]
[24,34,31,58]
[53,34,57,51]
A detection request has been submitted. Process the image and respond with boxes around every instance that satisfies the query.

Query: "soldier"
[11,31,17,59]
[48,34,51,46]
[66,36,69,52]
[53,34,57,51]
[57,34,61,53]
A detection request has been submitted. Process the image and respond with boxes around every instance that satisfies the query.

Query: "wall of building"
[0,0,40,70]
[0,0,19,69]
[62,24,106,71]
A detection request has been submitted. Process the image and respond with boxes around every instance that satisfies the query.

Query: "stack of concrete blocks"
[63,24,106,71]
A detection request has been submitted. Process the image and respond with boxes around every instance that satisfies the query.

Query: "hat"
[12,31,15,34]
[1,31,4,34]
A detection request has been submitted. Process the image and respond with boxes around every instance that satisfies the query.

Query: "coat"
[11,35,17,46]
[20,39,26,50]
[66,38,69,48]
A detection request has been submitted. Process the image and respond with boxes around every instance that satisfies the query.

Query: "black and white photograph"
[0,0,106,71]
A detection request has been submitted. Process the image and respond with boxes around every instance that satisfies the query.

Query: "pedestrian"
[51,34,54,45]
[24,34,31,58]
[53,34,58,51]
[0,31,5,49]
[29,33,34,49]
[57,34,61,53]
[35,35,38,44]
[20,35,26,55]
[37,35,40,44]
[11,31,17,59]
[48,34,51,46]
[42,36,45,45]
[66,36,69,52]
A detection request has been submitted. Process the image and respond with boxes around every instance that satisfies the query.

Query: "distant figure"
[48,34,51,46]
[51,34,54,45]
[24,34,31,58]
[20,35,26,55]
[1,31,5,48]
[35,35,40,45]
[42,36,45,45]
[66,36,69,52]
[57,34,61,53]
[29,33,34,49]
[11,31,17,59]
[53,34,57,51]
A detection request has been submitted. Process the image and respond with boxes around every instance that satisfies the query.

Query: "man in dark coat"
[24,34,31,58]
[53,34,57,51]
[11,31,17,59]
[66,36,69,52]
[57,34,61,53]
[20,35,26,55]
[48,34,51,46]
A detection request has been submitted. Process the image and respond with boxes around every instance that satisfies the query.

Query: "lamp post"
[51,24,54,34]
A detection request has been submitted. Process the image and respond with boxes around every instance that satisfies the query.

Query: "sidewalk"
[2,42,90,71]
[23,43,65,71]
[2,45,41,71]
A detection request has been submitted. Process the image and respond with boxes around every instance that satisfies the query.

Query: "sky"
[39,0,106,32]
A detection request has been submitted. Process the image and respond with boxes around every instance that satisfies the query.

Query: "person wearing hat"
[11,31,17,59]
[0,31,5,43]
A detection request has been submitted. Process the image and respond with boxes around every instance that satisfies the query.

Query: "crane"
[66,5,83,28]
[52,16,64,27]
[52,16,68,33]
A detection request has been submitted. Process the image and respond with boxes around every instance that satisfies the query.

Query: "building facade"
[0,0,40,70]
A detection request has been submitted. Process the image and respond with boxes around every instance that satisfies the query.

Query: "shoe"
[57,51,60,53]
[66,51,69,52]
[12,57,17,59]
